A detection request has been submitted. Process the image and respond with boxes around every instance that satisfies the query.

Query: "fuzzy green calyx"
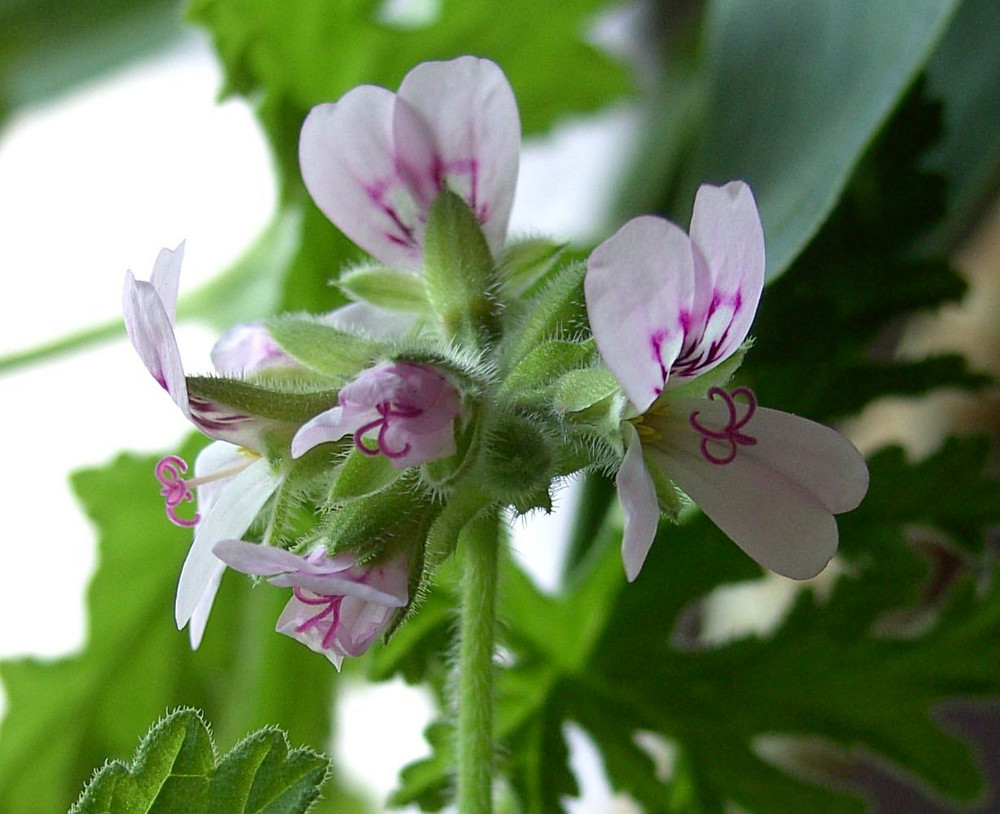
[267,315,384,380]
[186,375,336,425]
[481,412,556,506]
[337,265,432,315]
[321,477,438,559]
[423,189,500,346]
[498,237,567,298]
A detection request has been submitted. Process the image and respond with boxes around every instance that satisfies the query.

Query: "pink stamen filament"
[154,454,254,528]
[353,401,424,459]
[293,587,343,650]
[689,387,758,465]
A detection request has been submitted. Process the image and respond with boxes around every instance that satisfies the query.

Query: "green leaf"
[660,0,961,280]
[69,708,214,814]
[69,708,330,814]
[0,442,363,814]
[924,0,1000,247]
[337,267,431,315]
[745,81,991,421]
[186,0,630,187]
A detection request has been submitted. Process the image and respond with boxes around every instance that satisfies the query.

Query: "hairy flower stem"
[456,510,500,813]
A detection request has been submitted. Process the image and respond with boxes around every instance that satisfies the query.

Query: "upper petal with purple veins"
[299,56,519,270]
[671,181,765,381]
[585,216,697,413]
[123,247,287,450]
[584,182,765,412]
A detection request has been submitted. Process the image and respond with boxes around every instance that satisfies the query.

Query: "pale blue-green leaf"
[925,0,1000,247]
[679,0,961,280]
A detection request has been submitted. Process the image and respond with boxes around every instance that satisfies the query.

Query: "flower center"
[154,450,257,527]
[292,587,343,650]
[688,386,758,465]
[353,401,424,459]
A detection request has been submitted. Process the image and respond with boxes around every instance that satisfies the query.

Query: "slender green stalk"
[456,510,500,814]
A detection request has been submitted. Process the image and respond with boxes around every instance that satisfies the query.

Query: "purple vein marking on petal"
[361,177,420,252]
[650,330,669,395]
[670,288,742,378]
[441,157,488,222]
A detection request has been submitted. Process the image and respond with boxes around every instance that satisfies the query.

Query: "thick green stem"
[456,510,500,814]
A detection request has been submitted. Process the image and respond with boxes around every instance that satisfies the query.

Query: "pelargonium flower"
[123,243,283,646]
[292,361,461,468]
[299,55,520,270]
[585,181,869,581]
[212,540,409,668]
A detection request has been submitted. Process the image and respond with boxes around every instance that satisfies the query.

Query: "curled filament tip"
[155,455,201,527]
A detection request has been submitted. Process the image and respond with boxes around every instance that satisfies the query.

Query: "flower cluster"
[125,55,868,666]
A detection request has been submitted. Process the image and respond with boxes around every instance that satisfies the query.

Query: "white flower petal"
[648,399,867,579]
[186,562,224,649]
[174,457,281,635]
[586,216,696,412]
[395,56,520,257]
[300,86,422,270]
[617,426,661,581]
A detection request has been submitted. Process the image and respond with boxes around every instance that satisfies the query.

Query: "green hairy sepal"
[186,376,336,423]
[497,237,568,299]
[266,314,386,380]
[317,476,440,560]
[423,189,502,346]
[337,264,433,315]
[480,411,558,510]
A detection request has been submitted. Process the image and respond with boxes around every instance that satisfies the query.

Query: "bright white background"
[0,31,639,811]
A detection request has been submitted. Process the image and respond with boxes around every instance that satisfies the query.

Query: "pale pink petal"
[291,404,363,458]
[122,270,189,415]
[321,301,415,339]
[647,397,867,579]
[586,216,696,412]
[293,362,460,466]
[670,182,765,382]
[211,322,293,375]
[275,596,345,669]
[617,427,661,582]
[386,421,457,469]
[335,594,396,656]
[212,539,314,577]
[395,56,520,257]
[300,86,423,270]
[175,457,281,638]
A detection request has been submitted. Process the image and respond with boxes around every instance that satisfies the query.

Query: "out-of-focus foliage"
[0,441,366,814]
[0,0,183,119]
[2,0,1000,812]
[69,708,330,814]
